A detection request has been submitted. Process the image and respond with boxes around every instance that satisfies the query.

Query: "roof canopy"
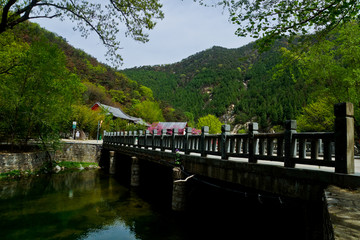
[91,102,147,125]
[158,122,188,129]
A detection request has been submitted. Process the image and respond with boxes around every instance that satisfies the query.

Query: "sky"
[33,0,255,69]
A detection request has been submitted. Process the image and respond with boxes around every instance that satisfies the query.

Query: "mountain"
[122,40,308,130]
[12,21,308,131]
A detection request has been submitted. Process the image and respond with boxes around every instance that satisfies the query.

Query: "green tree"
[297,98,334,132]
[0,0,164,66]
[279,22,360,132]
[0,35,83,147]
[139,85,154,101]
[0,29,28,74]
[197,114,223,134]
[108,89,126,103]
[133,100,164,123]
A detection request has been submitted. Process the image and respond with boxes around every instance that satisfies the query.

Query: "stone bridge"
[101,103,360,213]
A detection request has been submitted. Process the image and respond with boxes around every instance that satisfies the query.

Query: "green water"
[0,169,317,239]
[0,170,182,240]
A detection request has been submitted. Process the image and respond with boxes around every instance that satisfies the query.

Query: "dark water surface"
[0,170,316,239]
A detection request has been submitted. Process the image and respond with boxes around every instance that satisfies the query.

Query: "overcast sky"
[33,0,254,69]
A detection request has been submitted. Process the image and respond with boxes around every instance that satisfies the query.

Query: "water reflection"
[80,220,136,240]
[0,170,154,240]
[0,169,313,240]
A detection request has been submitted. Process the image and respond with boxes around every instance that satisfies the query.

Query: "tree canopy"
[197,114,223,134]
[197,0,360,46]
[0,0,164,66]
[277,22,360,133]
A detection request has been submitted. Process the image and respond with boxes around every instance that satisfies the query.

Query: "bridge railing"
[103,102,355,174]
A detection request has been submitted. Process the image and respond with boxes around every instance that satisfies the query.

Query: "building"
[149,122,188,135]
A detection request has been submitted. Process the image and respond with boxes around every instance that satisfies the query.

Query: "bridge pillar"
[130,156,140,187]
[172,167,187,211]
[109,151,116,174]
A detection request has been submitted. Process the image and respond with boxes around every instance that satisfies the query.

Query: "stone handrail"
[103,102,355,174]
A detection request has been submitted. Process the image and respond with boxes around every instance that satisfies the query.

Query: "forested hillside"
[0,21,174,145]
[122,39,309,130]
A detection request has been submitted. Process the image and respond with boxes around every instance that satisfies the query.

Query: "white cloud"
[33,0,254,69]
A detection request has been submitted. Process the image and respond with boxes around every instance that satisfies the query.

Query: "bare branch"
[174,175,195,183]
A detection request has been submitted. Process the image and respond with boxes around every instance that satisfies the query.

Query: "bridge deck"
[104,143,360,198]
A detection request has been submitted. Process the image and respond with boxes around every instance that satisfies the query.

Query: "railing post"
[118,131,121,145]
[172,129,178,153]
[184,127,192,155]
[144,130,150,149]
[248,122,258,163]
[128,131,132,146]
[103,131,107,144]
[161,129,166,151]
[284,120,297,168]
[138,130,143,148]
[201,126,209,157]
[134,131,138,147]
[221,125,230,160]
[152,129,157,150]
[334,102,355,174]
[116,132,120,145]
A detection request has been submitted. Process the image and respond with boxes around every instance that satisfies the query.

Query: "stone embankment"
[0,151,50,174]
[0,140,102,174]
[55,139,102,163]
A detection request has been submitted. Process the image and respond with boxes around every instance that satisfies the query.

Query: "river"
[0,169,318,239]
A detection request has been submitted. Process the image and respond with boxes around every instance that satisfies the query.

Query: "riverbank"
[0,140,102,177]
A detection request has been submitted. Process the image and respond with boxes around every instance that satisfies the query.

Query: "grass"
[0,170,33,179]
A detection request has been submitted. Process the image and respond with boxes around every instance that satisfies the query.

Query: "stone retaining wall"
[0,151,50,174]
[55,142,102,163]
[0,141,102,173]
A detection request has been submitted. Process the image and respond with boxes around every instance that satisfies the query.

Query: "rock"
[53,165,61,173]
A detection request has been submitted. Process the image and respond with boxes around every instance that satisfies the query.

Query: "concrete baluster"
[248,122,258,163]
[161,129,166,151]
[138,130,143,148]
[152,129,157,150]
[184,127,192,155]
[172,129,178,153]
[134,131,138,147]
[284,120,297,168]
[221,125,230,160]
[145,130,150,149]
[201,126,209,157]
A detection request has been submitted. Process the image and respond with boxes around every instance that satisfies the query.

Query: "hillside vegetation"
[0,21,176,146]
[123,23,360,136]
[122,39,308,130]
